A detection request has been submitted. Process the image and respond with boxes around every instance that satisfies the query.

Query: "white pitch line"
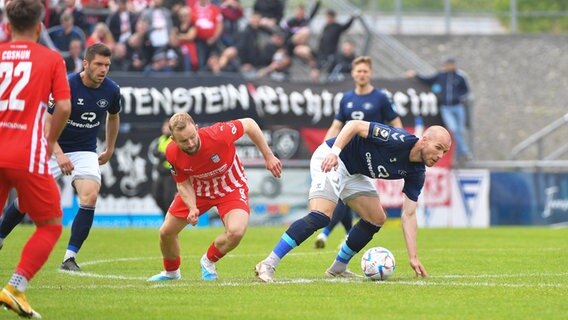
[52,253,568,290]
[33,277,565,290]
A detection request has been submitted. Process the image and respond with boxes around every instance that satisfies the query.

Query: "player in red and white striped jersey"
[148,112,282,282]
[0,0,71,318]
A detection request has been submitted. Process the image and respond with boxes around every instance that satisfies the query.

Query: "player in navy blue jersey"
[314,56,402,250]
[256,121,451,282]
[0,43,121,272]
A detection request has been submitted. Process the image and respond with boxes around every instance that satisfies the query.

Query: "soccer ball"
[360,247,396,280]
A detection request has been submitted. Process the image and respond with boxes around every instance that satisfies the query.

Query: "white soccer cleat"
[146,271,181,282]
[200,254,218,281]
[325,268,363,278]
[255,262,275,283]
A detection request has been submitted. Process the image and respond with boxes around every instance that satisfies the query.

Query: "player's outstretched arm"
[177,178,199,226]
[99,113,120,165]
[239,118,282,178]
[321,120,370,172]
[400,194,428,278]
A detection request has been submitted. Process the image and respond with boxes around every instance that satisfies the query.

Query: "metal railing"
[510,113,568,160]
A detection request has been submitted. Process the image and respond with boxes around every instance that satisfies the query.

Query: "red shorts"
[0,168,62,222]
[168,186,250,221]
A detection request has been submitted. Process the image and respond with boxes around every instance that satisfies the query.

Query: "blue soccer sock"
[334,219,382,265]
[64,205,95,260]
[265,211,330,267]
[0,200,26,240]
[321,226,331,237]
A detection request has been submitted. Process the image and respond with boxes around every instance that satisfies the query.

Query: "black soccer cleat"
[60,257,81,272]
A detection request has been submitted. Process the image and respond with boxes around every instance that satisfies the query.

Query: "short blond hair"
[169,112,195,133]
[352,56,372,69]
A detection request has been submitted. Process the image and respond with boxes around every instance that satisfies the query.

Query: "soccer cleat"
[314,233,327,249]
[146,271,181,282]
[255,262,275,283]
[325,268,363,278]
[200,255,218,281]
[0,284,42,318]
[60,257,81,272]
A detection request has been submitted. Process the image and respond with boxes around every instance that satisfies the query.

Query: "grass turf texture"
[1,226,567,319]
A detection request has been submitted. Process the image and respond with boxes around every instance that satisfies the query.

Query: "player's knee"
[79,192,98,206]
[225,227,246,244]
[159,226,177,240]
[368,210,387,226]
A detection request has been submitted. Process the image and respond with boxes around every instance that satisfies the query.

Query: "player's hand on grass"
[265,155,282,178]
[321,154,339,172]
[409,258,428,278]
[187,207,199,226]
[56,153,74,175]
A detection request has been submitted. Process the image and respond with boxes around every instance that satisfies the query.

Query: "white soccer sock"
[63,249,77,261]
[9,273,28,293]
[264,252,281,268]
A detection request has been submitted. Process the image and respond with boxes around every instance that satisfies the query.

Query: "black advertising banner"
[95,74,443,217]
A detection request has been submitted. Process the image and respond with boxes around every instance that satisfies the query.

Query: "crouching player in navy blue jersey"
[255,121,451,282]
[0,43,121,272]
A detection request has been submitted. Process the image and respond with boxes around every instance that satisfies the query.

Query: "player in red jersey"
[0,0,71,318]
[148,112,282,281]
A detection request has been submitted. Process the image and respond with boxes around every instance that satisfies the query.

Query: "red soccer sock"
[16,224,62,280]
[163,256,181,271]
[206,243,225,262]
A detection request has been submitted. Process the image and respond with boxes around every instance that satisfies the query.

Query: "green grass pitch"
[1,225,567,319]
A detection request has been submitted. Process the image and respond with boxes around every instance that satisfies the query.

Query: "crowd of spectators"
[1,0,361,82]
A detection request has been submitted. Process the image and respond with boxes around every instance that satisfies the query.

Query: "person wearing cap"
[406,57,473,164]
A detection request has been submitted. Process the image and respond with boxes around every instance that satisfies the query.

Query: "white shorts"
[49,151,101,185]
[308,143,378,203]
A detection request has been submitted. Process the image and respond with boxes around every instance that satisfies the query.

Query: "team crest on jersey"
[96,99,109,108]
[372,125,390,141]
[363,102,373,110]
[211,154,221,163]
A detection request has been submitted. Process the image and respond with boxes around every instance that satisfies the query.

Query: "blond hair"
[352,56,372,69]
[169,112,195,133]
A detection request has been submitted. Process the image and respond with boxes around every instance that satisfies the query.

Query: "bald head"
[415,125,452,167]
[423,125,452,147]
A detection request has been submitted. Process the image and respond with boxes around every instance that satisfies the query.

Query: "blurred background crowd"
[0,0,362,82]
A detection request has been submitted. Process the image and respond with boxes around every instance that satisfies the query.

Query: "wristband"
[331,146,342,156]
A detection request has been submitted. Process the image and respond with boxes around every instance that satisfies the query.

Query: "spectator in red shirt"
[191,0,223,70]
[219,0,242,47]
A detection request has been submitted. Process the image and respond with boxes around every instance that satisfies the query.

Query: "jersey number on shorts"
[0,61,32,111]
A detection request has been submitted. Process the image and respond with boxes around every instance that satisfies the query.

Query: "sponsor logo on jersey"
[346,102,353,108]
[77,98,84,105]
[372,125,390,141]
[390,157,397,163]
[97,99,109,108]
[363,102,373,110]
[81,112,96,122]
[211,154,221,163]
